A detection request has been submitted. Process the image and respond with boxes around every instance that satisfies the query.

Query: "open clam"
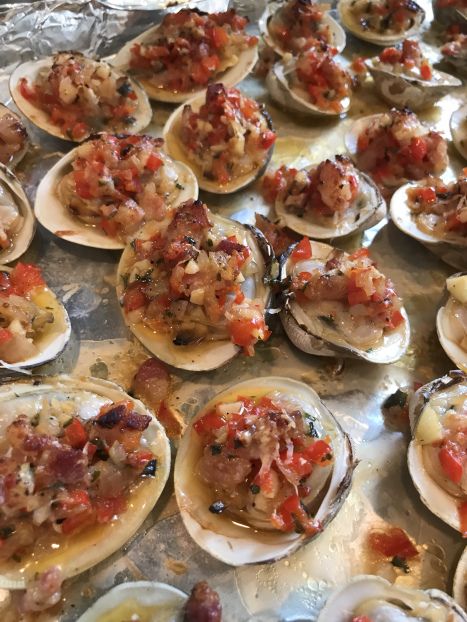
[280,239,410,363]
[9,52,152,142]
[0,375,170,589]
[338,0,425,46]
[454,547,467,610]
[433,0,467,26]
[317,575,467,621]
[407,371,467,534]
[0,163,35,264]
[174,376,354,566]
[0,104,29,169]
[437,273,467,373]
[451,104,467,161]
[258,0,346,57]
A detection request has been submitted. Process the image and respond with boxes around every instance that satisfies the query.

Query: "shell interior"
[436,294,467,373]
[0,375,171,588]
[0,103,29,169]
[0,163,35,264]
[174,376,354,566]
[454,547,467,611]
[451,104,467,161]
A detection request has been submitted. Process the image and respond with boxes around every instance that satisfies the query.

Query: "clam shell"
[0,163,35,263]
[116,215,272,371]
[317,575,467,620]
[77,581,187,622]
[258,1,346,57]
[34,140,198,250]
[433,0,467,26]
[366,60,461,111]
[407,371,467,533]
[275,166,386,239]
[9,57,152,142]
[451,104,467,162]
[454,547,467,610]
[436,273,467,373]
[0,264,71,370]
[163,91,274,194]
[390,182,467,270]
[112,22,258,104]
[0,103,29,169]
[0,375,171,589]
[280,240,410,363]
[174,376,354,566]
[338,0,425,45]
[267,57,351,117]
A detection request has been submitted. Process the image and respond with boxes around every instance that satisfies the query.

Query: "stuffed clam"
[10,52,151,142]
[437,273,467,372]
[0,163,34,264]
[112,8,258,104]
[0,104,28,169]
[280,239,410,363]
[451,104,467,161]
[267,47,352,117]
[259,0,346,57]
[454,547,467,610]
[338,0,425,46]
[35,133,198,249]
[117,199,272,371]
[317,575,467,621]
[174,376,354,565]
[433,0,467,25]
[163,83,276,194]
[407,371,467,534]
[0,375,170,591]
[441,31,467,78]
[390,169,467,270]
[366,39,461,111]
[262,155,386,239]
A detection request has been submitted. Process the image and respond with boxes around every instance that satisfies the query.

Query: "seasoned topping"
[0,182,23,252]
[376,39,432,80]
[183,581,222,622]
[180,83,275,185]
[0,110,28,166]
[254,213,299,257]
[349,0,423,35]
[442,29,467,59]
[129,9,257,94]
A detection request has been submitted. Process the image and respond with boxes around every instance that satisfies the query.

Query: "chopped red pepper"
[63,418,88,449]
[368,527,418,559]
[291,238,312,262]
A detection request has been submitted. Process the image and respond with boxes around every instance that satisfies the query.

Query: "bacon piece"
[123,412,151,431]
[96,403,127,429]
[254,213,298,257]
[46,447,88,485]
[21,566,63,612]
[183,581,222,622]
[216,239,248,255]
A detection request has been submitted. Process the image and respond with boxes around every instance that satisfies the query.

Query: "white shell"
[9,57,152,142]
[174,376,354,566]
[454,548,467,610]
[338,0,425,45]
[0,375,171,589]
[390,182,467,271]
[280,240,410,363]
[0,163,35,264]
[116,215,272,371]
[437,273,467,373]
[163,91,274,194]
[451,104,467,162]
[258,1,346,57]
[34,142,198,250]
[0,104,29,169]
[317,575,467,621]
[112,22,258,104]
[267,57,351,117]
[77,581,187,622]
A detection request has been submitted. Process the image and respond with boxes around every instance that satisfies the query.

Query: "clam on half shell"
[0,163,35,264]
[117,215,273,371]
[280,240,410,363]
[390,183,467,271]
[437,273,467,373]
[407,371,467,533]
[34,142,198,250]
[266,56,351,117]
[317,575,467,621]
[258,1,346,57]
[9,57,152,143]
[0,375,170,589]
[433,0,467,26]
[77,582,187,622]
[274,165,386,239]
[174,376,354,566]
[0,104,29,169]
[338,0,425,45]
[454,548,467,610]
[112,23,257,104]
[451,104,467,162]
[163,92,274,194]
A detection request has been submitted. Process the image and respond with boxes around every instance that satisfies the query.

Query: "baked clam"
[451,104,467,161]
[338,0,425,46]
[390,172,467,270]
[317,575,467,621]
[433,0,467,25]
[112,9,258,104]
[34,133,198,250]
[0,375,170,590]
[280,238,410,363]
[117,199,272,371]
[437,273,467,373]
[441,32,467,79]
[407,371,467,534]
[163,84,276,194]
[10,52,151,142]
[0,104,29,169]
[454,547,467,610]
[0,163,34,264]
[263,155,386,239]
[258,0,346,57]
[174,376,354,565]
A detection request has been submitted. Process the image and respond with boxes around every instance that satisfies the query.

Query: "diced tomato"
[357,133,369,152]
[380,47,401,64]
[417,187,437,204]
[212,158,230,185]
[71,122,88,140]
[61,489,91,512]
[420,62,432,80]
[387,309,404,329]
[73,170,93,199]
[303,439,332,464]
[122,284,148,312]
[368,527,418,559]
[127,450,154,468]
[229,316,269,350]
[256,469,275,495]
[348,286,370,306]
[63,417,88,449]
[291,238,312,262]
[0,328,12,344]
[145,153,163,172]
[95,496,127,523]
[19,77,36,101]
[351,56,367,73]
[100,219,119,238]
[272,494,320,536]
[439,446,463,484]
[459,501,467,537]
[193,412,225,437]
[351,617,373,622]
[261,130,276,150]
[61,510,94,535]
[211,25,229,48]
[349,248,370,260]
[410,137,428,161]
[10,263,45,295]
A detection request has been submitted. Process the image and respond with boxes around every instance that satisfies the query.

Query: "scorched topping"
[375,39,432,80]
[0,111,28,166]
[348,0,424,35]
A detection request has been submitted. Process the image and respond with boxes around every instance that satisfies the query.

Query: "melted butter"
[95,599,177,622]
